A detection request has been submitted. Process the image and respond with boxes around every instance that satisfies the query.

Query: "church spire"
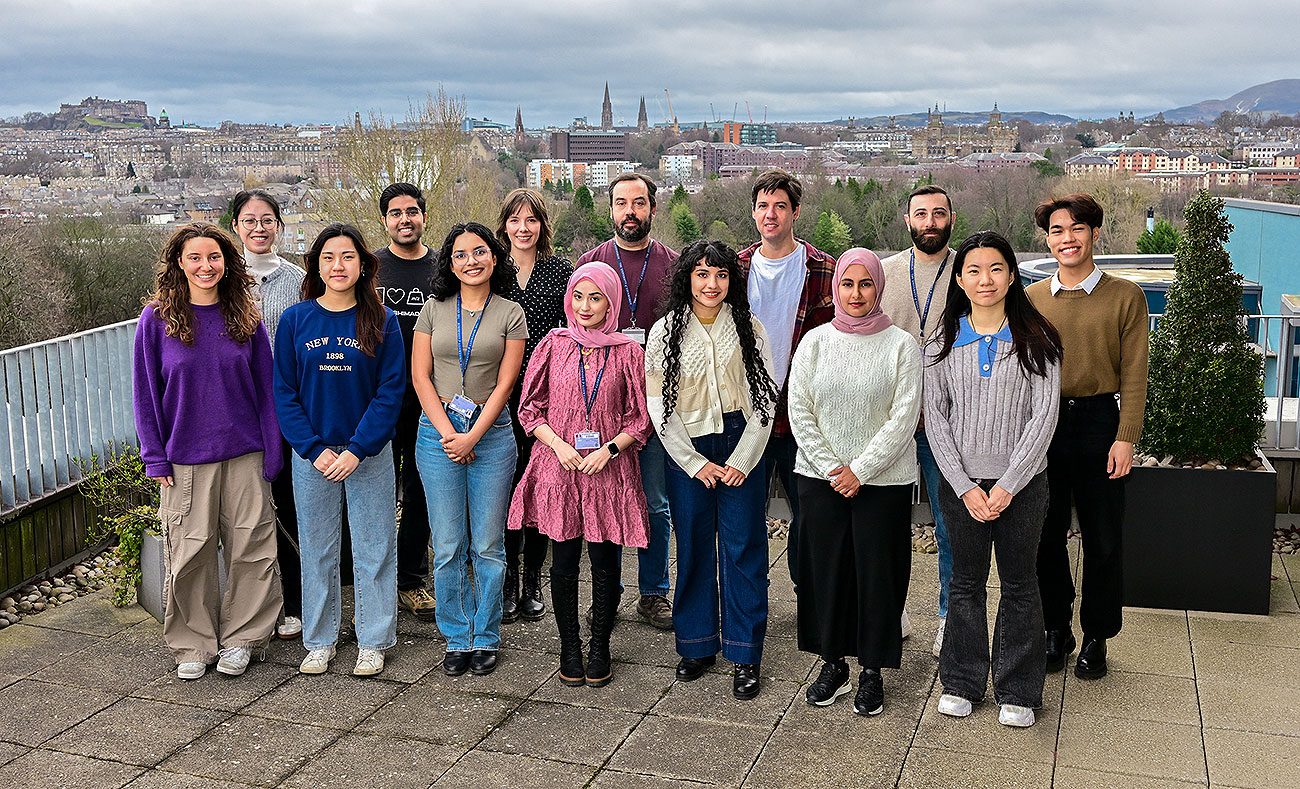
[601,82,613,129]
[637,96,648,132]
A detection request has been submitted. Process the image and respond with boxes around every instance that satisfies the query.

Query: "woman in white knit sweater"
[923,230,1061,728]
[787,248,922,717]
[645,240,779,701]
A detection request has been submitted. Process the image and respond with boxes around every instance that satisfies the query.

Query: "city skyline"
[3,0,1298,128]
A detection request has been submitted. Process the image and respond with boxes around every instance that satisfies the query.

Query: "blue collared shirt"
[954,315,1013,378]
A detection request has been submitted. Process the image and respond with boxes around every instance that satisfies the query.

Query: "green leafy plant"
[1142,191,1264,463]
[1137,218,1182,254]
[79,447,160,607]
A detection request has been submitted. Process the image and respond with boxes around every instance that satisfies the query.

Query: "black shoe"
[469,649,499,675]
[519,569,546,621]
[585,568,620,688]
[806,659,851,706]
[551,572,585,687]
[733,663,761,700]
[1045,629,1076,673]
[443,651,470,676]
[675,655,715,682]
[501,559,520,624]
[853,669,884,716]
[1074,637,1107,680]
[636,594,674,630]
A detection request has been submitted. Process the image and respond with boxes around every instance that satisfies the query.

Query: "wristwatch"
[606,442,620,457]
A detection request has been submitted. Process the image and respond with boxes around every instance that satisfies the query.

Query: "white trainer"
[278,616,303,639]
[938,693,973,717]
[177,661,206,680]
[900,609,913,640]
[300,645,335,674]
[354,648,385,676]
[216,646,255,676]
[999,704,1035,727]
[932,617,946,658]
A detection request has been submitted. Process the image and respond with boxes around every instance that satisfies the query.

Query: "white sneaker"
[278,616,303,639]
[300,645,335,674]
[932,617,946,658]
[177,661,206,680]
[216,646,255,676]
[354,648,385,676]
[900,609,913,640]
[999,704,1035,727]
[938,693,973,717]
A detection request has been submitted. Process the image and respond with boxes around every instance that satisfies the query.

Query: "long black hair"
[658,240,779,429]
[929,230,1062,378]
[430,221,515,300]
[302,223,387,357]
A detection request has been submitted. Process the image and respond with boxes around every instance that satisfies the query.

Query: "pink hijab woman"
[831,248,894,336]
[553,262,637,348]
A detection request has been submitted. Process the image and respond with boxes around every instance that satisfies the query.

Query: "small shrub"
[80,447,159,607]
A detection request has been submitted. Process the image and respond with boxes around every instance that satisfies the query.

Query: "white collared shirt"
[1049,263,1103,295]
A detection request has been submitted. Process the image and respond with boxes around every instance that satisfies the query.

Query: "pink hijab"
[831,248,894,336]
[552,262,637,348]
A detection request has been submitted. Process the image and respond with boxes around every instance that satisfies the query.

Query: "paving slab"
[125,771,256,789]
[1105,631,1195,677]
[45,696,227,766]
[356,682,520,748]
[32,623,174,694]
[593,769,720,787]
[1196,678,1300,736]
[1118,608,1191,639]
[1204,728,1300,789]
[132,660,298,712]
[1057,711,1208,784]
[912,687,1060,764]
[433,749,595,788]
[23,591,152,637]
[242,672,404,729]
[1052,766,1209,788]
[1188,610,1300,648]
[0,678,119,746]
[896,745,1051,788]
[0,623,100,677]
[754,632,819,683]
[743,726,908,788]
[0,747,143,788]
[608,715,770,787]
[611,621,680,667]
[279,732,464,788]
[1061,668,1201,725]
[0,741,27,767]
[323,637,441,684]
[1192,640,1300,689]
[159,716,341,787]
[437,645,556,699]
[779,664,934,746]
[532,661,676,714]
[1270,576,1299,613]
[650,675,797,730]
[479,699,642,766]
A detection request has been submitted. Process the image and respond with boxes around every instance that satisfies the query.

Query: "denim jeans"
[293,443,397,652]
[916,429,952,618]
[637,432,672,596]
[665,412,769,666]
[415,407,516,652]
[764,433,800,588]
[939,472,1048,708]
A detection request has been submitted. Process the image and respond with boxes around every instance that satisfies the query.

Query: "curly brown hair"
[147,222,260,345]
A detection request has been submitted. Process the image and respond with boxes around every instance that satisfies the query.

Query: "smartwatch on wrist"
[606,442,620,457]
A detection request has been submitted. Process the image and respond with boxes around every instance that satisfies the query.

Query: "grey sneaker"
[216,646,257,676]
[299,645,336,675]
[177,661,206,680]
[637,595,673,630]
[353,648,384,676]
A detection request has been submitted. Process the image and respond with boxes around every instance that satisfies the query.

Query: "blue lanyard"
[910,249,948,341]
[578,345,611,425]
[457,292,491,386]
[612,242,652,327]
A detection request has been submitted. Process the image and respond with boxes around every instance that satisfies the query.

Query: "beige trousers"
[159,451,282,663]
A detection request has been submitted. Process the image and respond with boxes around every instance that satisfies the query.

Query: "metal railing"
[1,319,139,516]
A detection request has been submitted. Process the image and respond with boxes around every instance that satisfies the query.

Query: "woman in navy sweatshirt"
[274,223,406,678]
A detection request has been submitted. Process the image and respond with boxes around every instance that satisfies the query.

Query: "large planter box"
[1123,454,1276,615]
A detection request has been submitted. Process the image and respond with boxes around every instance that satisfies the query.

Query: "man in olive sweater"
[1026,193,1149,681]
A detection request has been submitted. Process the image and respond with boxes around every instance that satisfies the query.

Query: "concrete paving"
[0,541,1297,788]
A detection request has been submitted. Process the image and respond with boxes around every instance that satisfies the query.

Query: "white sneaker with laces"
[932,617,946,658]
[354,648,385,676]
[900,609,913,640]
[300,645,335,674]
[278,616,303,639]
[177,661,206,680]
[938,693,973,717]
[216,646,255,676]
[999,704,1035,727]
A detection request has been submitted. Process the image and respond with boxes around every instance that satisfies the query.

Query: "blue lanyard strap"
[612,242,652,327]
[910,249,948,340]
[457,292,492,387]
[578,346,611,424]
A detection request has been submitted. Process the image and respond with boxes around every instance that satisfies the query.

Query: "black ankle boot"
[550,572,584,686]
[502,555,520,624]
[520,568,546,621]
[586,568,621,688]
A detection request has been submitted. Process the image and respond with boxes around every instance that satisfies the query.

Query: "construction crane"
[732,103,738,121]
[746,101,753,124]
[664,89,678,135]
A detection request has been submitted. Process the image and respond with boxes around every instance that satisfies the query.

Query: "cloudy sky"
[3,0,1296,127]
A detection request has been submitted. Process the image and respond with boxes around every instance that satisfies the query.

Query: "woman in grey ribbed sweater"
[922,231,1061,729]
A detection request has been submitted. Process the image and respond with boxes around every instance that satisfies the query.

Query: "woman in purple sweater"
[132,222,284,681]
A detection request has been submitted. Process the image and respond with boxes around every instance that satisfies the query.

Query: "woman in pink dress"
[508,261,652,688]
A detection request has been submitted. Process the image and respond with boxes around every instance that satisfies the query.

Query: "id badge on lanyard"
[447,394,476,419]
[621,327,646,345]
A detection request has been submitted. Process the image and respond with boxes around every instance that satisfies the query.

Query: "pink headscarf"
[831,248,894,336]
[552,262,637,348]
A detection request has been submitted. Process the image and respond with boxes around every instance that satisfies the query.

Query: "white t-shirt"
[747,245,806,384]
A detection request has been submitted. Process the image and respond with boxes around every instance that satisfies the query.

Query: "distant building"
[1066,153,1117,177]
[911,104,1015,159]
[659,154,701,182]
[527,159,587,190]
[601,83,614,130]
[956,152,1046,170]
[462,117,508,133]
[550,130,627,164]
[586,161,637,190]
[637,97,649,132]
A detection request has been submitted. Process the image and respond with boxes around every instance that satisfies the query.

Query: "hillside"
[1161,79,1300,123]
[829,110,1075,128]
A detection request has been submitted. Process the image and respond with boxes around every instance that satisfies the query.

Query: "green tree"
[1032,159,1065,177]
[810,210,852,258]
[1075,132,1097,148]
[1136,218,1182,254]
[38,215,163,334]
[574,185,595,213]
[668,184,690,212]
[706,219,737,247]
[672,202,702,244]
[1142,192,1263,462]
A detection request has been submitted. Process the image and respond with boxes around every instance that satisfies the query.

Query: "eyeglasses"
[386,207,423,220]
[451,247,493,265]
[238,217,278,230]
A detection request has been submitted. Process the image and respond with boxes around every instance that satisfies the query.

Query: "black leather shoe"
[443,651,470,676]
[501,560,520,624]
[519,570,546,621]
[1045,629,1076,673]
[1074,637,1107,680]
[733,663,761,700]
[675,655,715,682]
[469,649,499,675]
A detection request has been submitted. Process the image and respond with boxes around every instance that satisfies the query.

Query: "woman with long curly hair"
[273,223,406,677]
[132,222,284,681]
[645,240,779,700]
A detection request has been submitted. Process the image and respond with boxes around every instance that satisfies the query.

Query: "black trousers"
[795,476,912,669]
[551,538,620,577]
[394,395,432,591]
[1037,394,1126,639]
[507,403,549,573]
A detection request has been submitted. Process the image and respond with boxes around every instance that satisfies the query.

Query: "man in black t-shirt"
[374,183,437,618]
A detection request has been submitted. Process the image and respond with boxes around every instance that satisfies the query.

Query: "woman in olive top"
[412,221,527,677]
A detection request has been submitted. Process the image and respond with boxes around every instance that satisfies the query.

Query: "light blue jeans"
[415,408,516,652]
[916,430,952,618]
[293,442,397,652]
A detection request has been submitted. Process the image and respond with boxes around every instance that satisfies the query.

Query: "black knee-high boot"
[586,568,621,687]
[551,572,585,686]
[502,545,520,624]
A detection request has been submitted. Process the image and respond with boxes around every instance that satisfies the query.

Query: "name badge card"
[448,394,477,419]
[621,327,646,345]
[575,431,602,450]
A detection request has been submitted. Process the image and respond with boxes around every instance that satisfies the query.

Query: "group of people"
[132,168,1148,728]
